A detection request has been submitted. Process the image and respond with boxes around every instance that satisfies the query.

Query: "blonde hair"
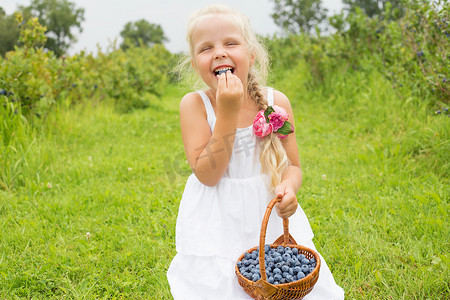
[182,4,289,191]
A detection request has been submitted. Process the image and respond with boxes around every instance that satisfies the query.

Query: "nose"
[214,47,227,59]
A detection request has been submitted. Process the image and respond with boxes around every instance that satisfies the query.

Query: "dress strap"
[197,90,216,131]
[267,87,274,106]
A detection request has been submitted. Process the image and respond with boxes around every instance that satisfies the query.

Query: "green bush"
[0,13,174,118]
[265,0,449,108]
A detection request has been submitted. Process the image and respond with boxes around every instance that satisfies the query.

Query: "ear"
[249,52,255,67]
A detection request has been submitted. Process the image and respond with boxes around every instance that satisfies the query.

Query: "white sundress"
[167,88,345,300]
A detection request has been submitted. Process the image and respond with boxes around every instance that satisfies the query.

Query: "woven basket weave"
[235,196,321,300]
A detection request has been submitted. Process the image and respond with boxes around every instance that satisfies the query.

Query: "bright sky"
[2,0,344,54]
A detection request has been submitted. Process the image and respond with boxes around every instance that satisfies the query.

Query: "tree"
[343,0,405,19]
[270,0,328,34]
[19,0,85,56]
[120,19,168,50]
[0,7,20,56]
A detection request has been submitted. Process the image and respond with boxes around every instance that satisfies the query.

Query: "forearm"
[193,113,239,186]
[280,165,302,194]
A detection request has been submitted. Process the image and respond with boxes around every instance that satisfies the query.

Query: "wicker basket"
[235,196,321,300]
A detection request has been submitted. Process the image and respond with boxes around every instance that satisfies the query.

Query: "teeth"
[214,67,234,75]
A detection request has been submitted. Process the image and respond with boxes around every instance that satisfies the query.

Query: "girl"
[167,4,345,300]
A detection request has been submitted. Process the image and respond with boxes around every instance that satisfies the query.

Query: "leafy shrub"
[265,0,449,107]
[0,13,174,119]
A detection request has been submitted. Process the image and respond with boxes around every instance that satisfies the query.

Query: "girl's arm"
[180,72,244,186]
[273,90,303,219]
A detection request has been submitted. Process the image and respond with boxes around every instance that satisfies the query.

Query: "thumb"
[274,186,286,199]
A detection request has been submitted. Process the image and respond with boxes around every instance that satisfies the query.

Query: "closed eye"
[200,46,211,52]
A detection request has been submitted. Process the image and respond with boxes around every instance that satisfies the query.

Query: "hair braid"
[247,72,267,110]
[248,71,289,191]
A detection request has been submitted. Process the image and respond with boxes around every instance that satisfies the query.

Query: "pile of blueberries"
[237,244,317,285]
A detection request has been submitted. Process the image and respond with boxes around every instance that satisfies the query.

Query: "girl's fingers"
[217,72,227,90]
[276,192,297,219]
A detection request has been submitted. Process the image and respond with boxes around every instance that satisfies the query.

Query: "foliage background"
[0,0,448,298]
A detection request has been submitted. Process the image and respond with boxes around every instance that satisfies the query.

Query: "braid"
[247,72,267,110]
[247,71,289,192]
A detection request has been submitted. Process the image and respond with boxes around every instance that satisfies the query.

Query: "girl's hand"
[216,70,244,115]
[274,184,298,219]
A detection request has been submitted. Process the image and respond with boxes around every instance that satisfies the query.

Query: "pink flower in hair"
[253,110,273,138]
[252,105,294,138]
[268,105,289,131]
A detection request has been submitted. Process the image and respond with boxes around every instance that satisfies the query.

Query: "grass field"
[0,60,448,299]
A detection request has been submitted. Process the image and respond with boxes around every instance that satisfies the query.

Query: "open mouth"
[214,66,235,76]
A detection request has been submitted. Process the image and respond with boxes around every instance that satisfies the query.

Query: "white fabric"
[167,88,345,299]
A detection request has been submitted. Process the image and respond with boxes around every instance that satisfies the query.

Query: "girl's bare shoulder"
[180,91,204,110]
[272,89,291,108]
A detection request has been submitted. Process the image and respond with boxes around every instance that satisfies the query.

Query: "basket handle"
[258,195,290,281]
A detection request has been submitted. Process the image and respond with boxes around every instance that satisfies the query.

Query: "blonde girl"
[167,4,344,299]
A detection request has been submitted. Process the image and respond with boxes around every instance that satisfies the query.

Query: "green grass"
[0,62,448,299]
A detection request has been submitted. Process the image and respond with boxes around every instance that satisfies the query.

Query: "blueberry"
[0,89,6,95]
[264,244,271,252]
[294,266,302,273]
[282,253,290,261]
[277,246,285,254]
[275,262,283,269]
[244,259,251,266]
[251,252,257,260]
[273,268,282,275]
[281,265,289,272]
[310,257,316,264]
[252,273,260,281]
[292,248,299,255]
[288,268,295,276]
[301,265,309,273]
[282,271,289,278]
[287,258,296,267]
[274,274,282,281]
[286,274,294,282]
[244,252,251,259]
[280,278,287,284]
[297,271,305,279]
[268,276,274,284]
[297,254,305,261]
[237,261,242,268]
[301,258,310,265]
[216,69,230,76]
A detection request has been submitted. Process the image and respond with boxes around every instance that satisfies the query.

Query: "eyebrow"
[194,34,244,49]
